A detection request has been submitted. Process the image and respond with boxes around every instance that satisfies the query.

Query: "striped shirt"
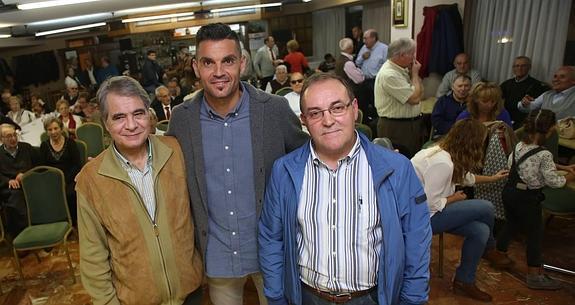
[113,141,156,220]
[297,136,381,292]
[375,59,421,118]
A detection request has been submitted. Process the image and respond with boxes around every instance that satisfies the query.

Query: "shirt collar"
[310,131,361,168]
[341,52,353,60]
[112,139,152,170]
[202,82,249,119]
[558,85,575,95]
[514,75,529,82]
[1,144,18,158]
[387,59,410,74]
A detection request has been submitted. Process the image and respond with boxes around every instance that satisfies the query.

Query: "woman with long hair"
[411,119,509,302]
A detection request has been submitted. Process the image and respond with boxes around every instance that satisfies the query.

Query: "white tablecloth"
[19,119,44,147]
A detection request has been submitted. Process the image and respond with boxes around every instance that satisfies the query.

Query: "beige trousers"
[207,272,268,305]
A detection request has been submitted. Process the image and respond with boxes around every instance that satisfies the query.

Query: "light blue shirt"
[517,86,575,113]
[355,41,388,79]
[200,83,259,277]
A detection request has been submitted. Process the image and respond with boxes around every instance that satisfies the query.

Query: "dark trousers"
[357,79,377,122]
[1,188,27,237]
[377,117,424,158]
[496,186,544,267]
[183,286,203,305]
[259,75,273,90]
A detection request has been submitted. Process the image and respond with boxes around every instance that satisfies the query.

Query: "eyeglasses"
[304,100,353,121]
[513,64,529,68]
[290,79,304,85]
[1,133,17,140]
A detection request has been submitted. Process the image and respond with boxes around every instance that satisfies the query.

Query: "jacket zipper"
[123,180,173,301]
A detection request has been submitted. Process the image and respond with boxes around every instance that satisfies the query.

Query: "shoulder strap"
[514,146,546,167]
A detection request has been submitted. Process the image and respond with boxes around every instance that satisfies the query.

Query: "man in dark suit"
[151,85,180,121]
[167,78,185,105]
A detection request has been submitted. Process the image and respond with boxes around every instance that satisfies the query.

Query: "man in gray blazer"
[167,23,308,305]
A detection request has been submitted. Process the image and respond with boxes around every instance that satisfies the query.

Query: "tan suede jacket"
[77,136,203,305]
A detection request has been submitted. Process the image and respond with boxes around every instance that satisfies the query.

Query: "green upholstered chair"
[75,139,88,165]
[372,137,394,150]
[0,214,6,293]
[275,87,292,96]
[40,132,49,142]
[157,120,170,132]
[12,166,75,284]
[76,123,105,158]
[355,123,373,141]
[542,186,575,225]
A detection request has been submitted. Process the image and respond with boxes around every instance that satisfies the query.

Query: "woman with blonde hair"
[456,82,512,126]
[283,39,309,74]
[7,96,35,126]
[411,119,510,302]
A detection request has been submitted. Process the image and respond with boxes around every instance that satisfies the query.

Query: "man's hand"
[520,95,534,107]
[362,51,371,60]
[411,59,422,74]
[8,179,21,189]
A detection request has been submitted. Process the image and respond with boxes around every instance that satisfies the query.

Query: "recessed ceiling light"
[0,34,12,39]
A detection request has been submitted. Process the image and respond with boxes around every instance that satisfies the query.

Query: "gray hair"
[96,76,150,121]
[339,38,353,51]
[0,123,16,135]
[387,38,416,59]
[155,85,169,96]
[300,73,355,112]
[275,65,287,73]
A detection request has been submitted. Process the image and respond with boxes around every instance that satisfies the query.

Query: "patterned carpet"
[1,217,574,305]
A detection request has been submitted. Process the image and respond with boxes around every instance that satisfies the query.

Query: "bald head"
[363,29,379,49]
[552,66,575,92]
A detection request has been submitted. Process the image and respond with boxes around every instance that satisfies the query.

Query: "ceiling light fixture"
[35,22,106,36]
[115,3,200,15]
[211,3,282,13]
[122,12,196,23]
[18,0,102,10]
[0,34,12,38]
[29,13,111,26]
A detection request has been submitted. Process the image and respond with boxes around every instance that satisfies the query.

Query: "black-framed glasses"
[304,100,353,121]
[290,79,304,85]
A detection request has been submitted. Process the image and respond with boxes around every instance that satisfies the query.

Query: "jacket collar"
[97,135,172,183]
[284,132,395,195]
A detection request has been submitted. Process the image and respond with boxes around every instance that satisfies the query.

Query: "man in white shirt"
[283,72,305,117]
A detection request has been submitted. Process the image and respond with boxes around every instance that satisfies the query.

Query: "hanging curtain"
[312,7,346,60]
[362,1,391,44]
[465,0,571,83]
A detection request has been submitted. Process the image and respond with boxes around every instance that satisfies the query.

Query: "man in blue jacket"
[259,73,432,305]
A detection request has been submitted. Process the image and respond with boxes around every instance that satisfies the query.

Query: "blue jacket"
[258,133,431,305]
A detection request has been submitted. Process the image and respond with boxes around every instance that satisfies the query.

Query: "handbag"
[558,117,575,139]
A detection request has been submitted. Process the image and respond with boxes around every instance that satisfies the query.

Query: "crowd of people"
[1,21,575,305]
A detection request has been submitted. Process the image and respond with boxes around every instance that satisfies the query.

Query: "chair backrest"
[75,139,88,165]
[373,137,394,150]
[355,123,372,140]
[276,87,292,96]
[356,109,363,124]
[40,132,49,142]
[21,166,70,226]
[76,123,105,158]
[157,120,170,132]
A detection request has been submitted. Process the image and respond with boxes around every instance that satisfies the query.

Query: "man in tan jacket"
[76,76,203,305]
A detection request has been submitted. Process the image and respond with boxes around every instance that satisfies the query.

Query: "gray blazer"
[167,82,308,255]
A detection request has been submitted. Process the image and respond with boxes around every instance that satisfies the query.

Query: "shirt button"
[226,168,231,172]
[232,231,236,236]
[228,190,232,194]
[331,225,336,230]
[332,199,336,204]
[233,251,238,255]
[230,211,234,215]
[224,122,229,127]
[225,146,229,150]
[332,252,336,257]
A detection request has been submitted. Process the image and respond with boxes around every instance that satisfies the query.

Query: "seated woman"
[6,96,35,126]
[411,119,510,302]
[39,118,82,224]
[456,82,512,127]
[56,99,82,139]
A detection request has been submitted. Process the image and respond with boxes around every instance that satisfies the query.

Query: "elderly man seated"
[265,65,290,94]
[431,75,472,137]
[0,124,38,237]
[436,53,482,97]
[283,72,305,117]
[518,66,575,120]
